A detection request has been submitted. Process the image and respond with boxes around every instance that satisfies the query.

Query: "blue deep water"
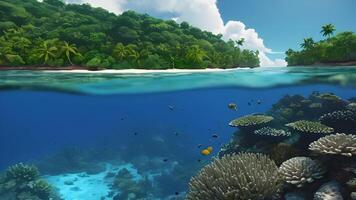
[1,85,354,169]
[0,67,356,199]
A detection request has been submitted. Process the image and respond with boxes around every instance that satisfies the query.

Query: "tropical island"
[0,0,260,70]
[285,24,356,66]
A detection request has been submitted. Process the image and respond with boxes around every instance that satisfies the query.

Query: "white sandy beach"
[47,68,240,74]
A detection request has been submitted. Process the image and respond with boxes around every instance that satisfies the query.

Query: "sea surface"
[0,67,355,199]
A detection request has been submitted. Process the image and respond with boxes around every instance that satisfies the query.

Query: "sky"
[65,0,356,67]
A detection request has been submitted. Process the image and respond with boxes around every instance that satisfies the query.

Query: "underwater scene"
[0,67,356,200]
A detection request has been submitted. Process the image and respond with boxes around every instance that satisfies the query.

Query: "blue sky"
[218,0,356,58]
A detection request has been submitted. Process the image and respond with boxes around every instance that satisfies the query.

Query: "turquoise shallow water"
[0,67,355,94]
[0,67,356,199]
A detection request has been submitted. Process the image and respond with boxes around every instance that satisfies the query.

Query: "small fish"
[248,102,251,106]
[197,159,202,163]
[197,144,202,148]
[168,105,174,111]
[206,146,213,153]
[201,146,213,155]
[174,132,179,136]
[212,134,219,138]
[175,192,179,195]
[133,132,138,136]
[201,149,211,156]
[163,158,168,162]
[228,103,237,111]
[257,100,262,105]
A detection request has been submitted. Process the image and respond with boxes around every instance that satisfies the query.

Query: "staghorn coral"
[229,114,273,128]
[29,180,53,199]
[187,153,282,200]
[309,133,356,157]
[254,127,291,137]
[6,163,39,183]
[285,120,334,134]
[0,163,60,200]
[314,181,343,200]
[279,157,326,187]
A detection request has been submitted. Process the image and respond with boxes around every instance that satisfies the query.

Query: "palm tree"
[36,40,58,64]
[321,24,336,39]
[113,43,128,61]
[235,38,245,46]
[61,41,80,65]
[300,38,315,50]
[126,49,143,66]
[186,45,207,64]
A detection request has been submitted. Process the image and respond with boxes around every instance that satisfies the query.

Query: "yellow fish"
[201,149,211,156]
[206,146,213,153]
[201,146,213,155]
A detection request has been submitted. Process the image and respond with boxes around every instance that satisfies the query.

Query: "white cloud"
[65,0,287,66]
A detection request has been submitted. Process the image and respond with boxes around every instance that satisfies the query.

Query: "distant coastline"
[0,65,238,73]
[290,60,356,67]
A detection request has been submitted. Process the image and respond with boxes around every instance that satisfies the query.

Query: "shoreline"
[0,66,240,74]
[289,60,356,67]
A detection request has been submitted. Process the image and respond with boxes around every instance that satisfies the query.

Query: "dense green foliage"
[0,0,260,69]
[285,24,356,66]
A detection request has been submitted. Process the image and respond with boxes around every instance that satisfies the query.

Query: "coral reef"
[268,92,348,124]
[0,163,60,200]
[286,120,334,134]
[229,114,274,128]
[216,92,355,199]
[254,127,291,137]
[347,178,356,190]
[319,109,356,132]
[269,143,301,165]
[187,153,282,200]
[6,163,39,183]
[279,157,326,187]
[309,133,356,157]
[111,168,153,199]
[314,181,343,200]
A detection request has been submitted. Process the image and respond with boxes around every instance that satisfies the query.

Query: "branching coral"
[319,110,356,132]
[285,120,334,134]
[309,133,356,157]
[187,153,282,200]
[254,127,291,137]
[0,163,59,200]
[6,163,39,183]
[279,157,326,187]
[29,180,52,199]
[229,115,273,128]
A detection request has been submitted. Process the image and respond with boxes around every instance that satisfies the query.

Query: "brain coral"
[285,120,334,134]
[309,133,356,157]
[254,127,291,137]
[229,115,274,128]
[279,157,326,187]
[187,153,282,200]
